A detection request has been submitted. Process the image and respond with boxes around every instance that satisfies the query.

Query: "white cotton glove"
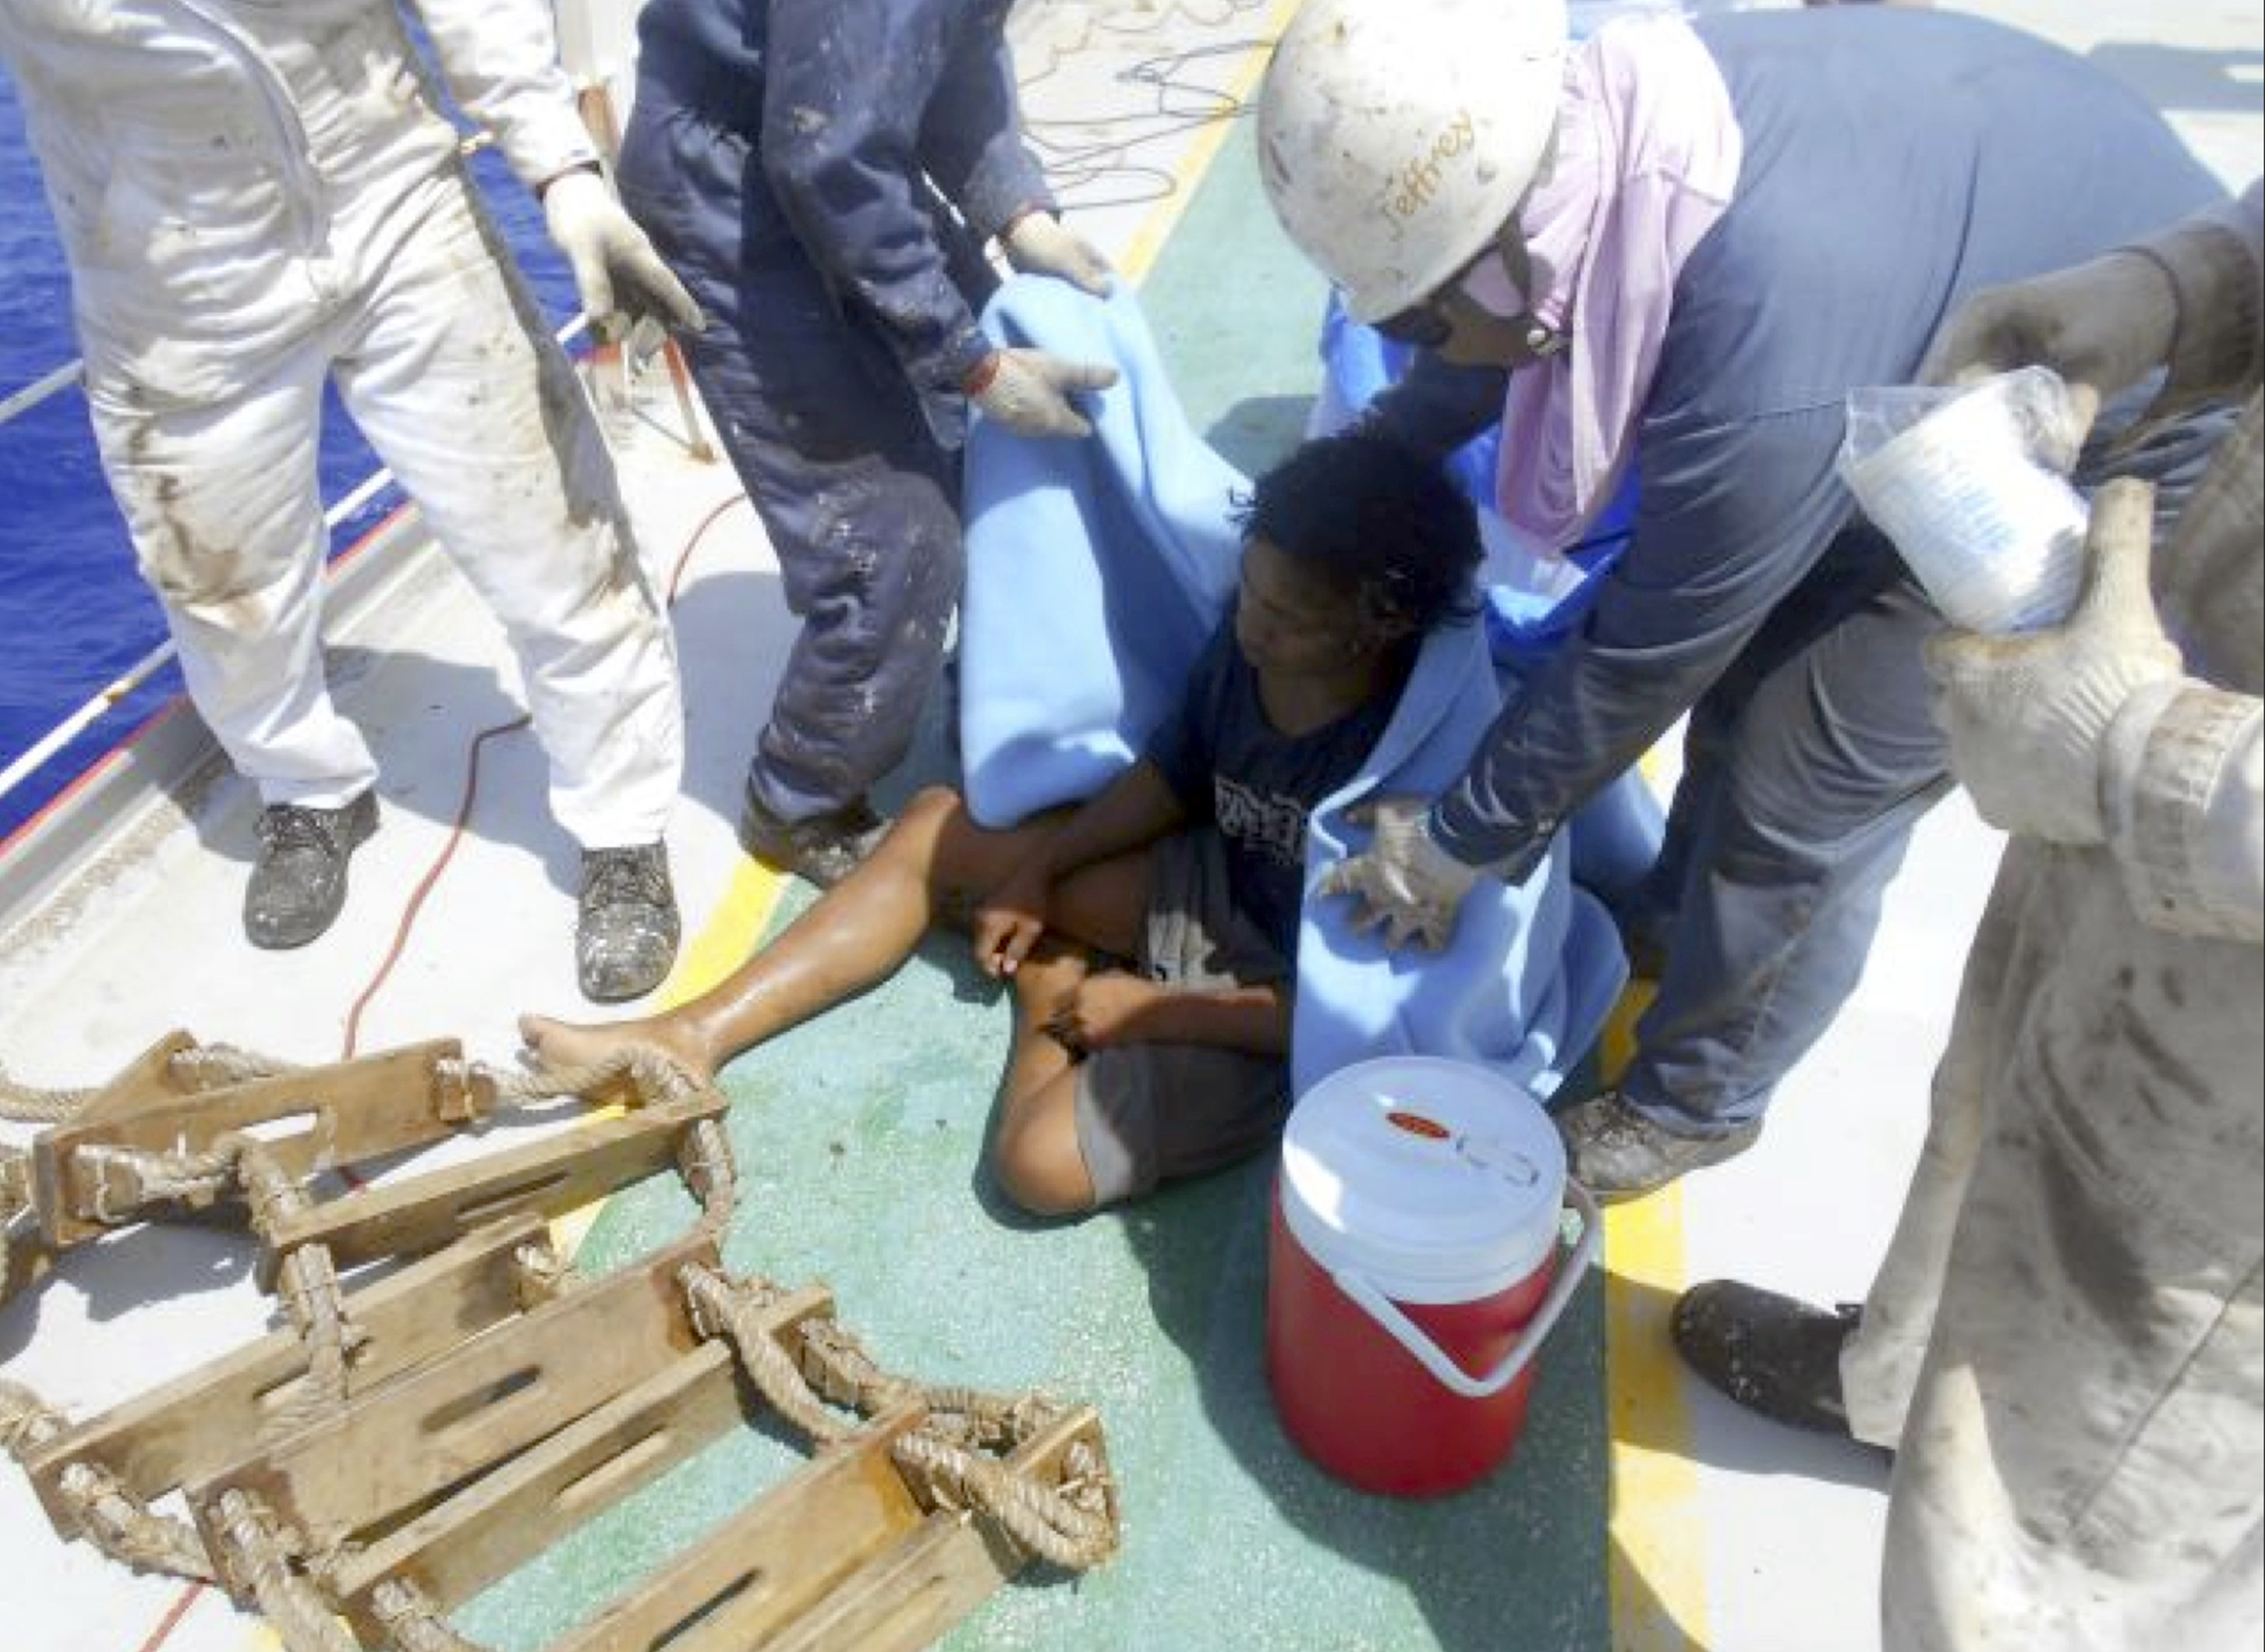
[1918,252,2179,445]
[1925,477,2184,845]
[1316,795,1485,951]
[1000,209,1115,296]
[964,348,1120,438]
[541,169,704,342]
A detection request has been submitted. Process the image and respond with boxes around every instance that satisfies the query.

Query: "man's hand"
[1001,210,1115,296]
[1042,971,1163,1056]
[1925,477,2183,844]
[972,862,1053,978]
[964,348,1119,438]
[542,169,704,341]
[1918,252,2178,447]
[1316,795,1484,951]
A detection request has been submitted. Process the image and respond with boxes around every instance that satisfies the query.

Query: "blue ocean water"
[0,69,580,839]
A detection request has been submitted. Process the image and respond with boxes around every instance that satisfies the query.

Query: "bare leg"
[520,785,1147,1081]
[989,944,1099,1217]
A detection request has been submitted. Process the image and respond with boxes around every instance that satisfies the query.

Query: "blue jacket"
[629,0,1052,434]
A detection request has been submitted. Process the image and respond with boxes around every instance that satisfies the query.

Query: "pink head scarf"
[1489,13,1743,557]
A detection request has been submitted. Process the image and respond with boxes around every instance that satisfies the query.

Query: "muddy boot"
[1553,1089,1760,1202]
[1672,1281,1863,1436]
[736,788,887,890]
[243,791,379,949]
[577,843,680,1003]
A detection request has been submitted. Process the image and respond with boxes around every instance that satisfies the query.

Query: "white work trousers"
[88,171,684,849]
[1841,838,2263,1652]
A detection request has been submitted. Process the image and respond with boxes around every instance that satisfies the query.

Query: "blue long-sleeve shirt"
[632,0,1052,419]
[1388,7,2224,876]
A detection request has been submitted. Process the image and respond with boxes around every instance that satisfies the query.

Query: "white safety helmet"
[1257,0,1570,323]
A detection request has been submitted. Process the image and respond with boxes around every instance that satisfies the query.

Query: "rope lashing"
[1,1143,29,1223]
[889,1427,1118,1570]
[677,1114,739,1238]
[211,1488,361,1652]
[474,1044,713,1113]
[370,1576,492,1652]
[511,1238,579,1306]
[680,1264,853,1443]
[1,1380,220,1582]
[235,1140,364,1439]
[677,1263,1119,1571]
[168,1042,304,1089]
[0,1059,98,1123]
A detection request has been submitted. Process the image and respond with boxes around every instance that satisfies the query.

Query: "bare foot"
[517,1011,717,1088]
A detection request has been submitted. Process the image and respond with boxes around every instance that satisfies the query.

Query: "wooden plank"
[193,1232,719,1551]
[24,1218,548,1533]
[542,1406,930,1652]
[256,1100,725,1281]
[332,1284,836,1622]
[32,1039,465,1244]
[759,1406,1107,1652]
[74,1029,202,1122]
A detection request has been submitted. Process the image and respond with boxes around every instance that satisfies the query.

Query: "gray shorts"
[1073,828,1293,1206]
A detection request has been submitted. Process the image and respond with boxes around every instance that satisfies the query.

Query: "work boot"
[577,843,680,1003]
[243,791,379,949]
[1554,1088,1760,1202]
[1672,1281,1862,1437]
[737,789,887,890]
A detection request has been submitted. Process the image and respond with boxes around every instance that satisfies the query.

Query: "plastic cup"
[1841,369,2088,635]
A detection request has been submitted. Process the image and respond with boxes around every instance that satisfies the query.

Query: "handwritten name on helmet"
[1383,110,1479,228]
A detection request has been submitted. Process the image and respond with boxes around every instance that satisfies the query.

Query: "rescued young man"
[520,429,1484,1214]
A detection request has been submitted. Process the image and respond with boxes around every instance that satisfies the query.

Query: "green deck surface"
[455,121,1610,1652]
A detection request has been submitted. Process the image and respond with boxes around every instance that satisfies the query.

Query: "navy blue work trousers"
[618,105,973,823]
[1619,408,2229,1134]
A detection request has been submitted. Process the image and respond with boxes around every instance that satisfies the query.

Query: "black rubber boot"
[243,791,379,949]
[1554,1089,1760,1203]
[1672,1280,1863,1436]
[737,788,887,890]
[577,843,681,1003]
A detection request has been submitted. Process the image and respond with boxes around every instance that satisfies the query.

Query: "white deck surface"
[0,4,2255,1650]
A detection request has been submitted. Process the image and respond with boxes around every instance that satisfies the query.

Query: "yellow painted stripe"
[1603,743,1707,1648]
[1113,0,1305,287]
[1605,1185,1707,1650]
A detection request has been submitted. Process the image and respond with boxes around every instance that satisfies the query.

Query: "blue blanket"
[961,276,1627,1100]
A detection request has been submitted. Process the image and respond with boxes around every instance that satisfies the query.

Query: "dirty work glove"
[541,169,704,342]
[964,348,1120,439]
[1918,251,2178,448]
[1925,477,2183,845]
[1316,795,1485,951]
[1001,209,1115,296]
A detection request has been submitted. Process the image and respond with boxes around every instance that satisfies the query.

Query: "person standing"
[0,0,700,1002]
[1675,183,2262,1652]
[614,0,1120,889]
[1257,0,2229,1197]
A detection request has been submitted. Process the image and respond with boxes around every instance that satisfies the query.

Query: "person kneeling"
[520,430,1482,1214]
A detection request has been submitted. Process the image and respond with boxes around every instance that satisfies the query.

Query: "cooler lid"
[1280,1055,1566,1293]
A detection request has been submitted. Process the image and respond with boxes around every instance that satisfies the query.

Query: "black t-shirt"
[1142,616,1397,956]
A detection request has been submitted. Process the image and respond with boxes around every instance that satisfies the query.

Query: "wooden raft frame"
[182,1233,1108,1652]
[13,1030,727,1292]
[8,1035,1115,1648]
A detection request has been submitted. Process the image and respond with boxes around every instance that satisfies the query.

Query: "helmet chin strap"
[1446,226,1567,365]
[1459,192,1569,362]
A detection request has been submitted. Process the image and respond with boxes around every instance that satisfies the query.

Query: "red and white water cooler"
[1266,1055,1600,1497]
